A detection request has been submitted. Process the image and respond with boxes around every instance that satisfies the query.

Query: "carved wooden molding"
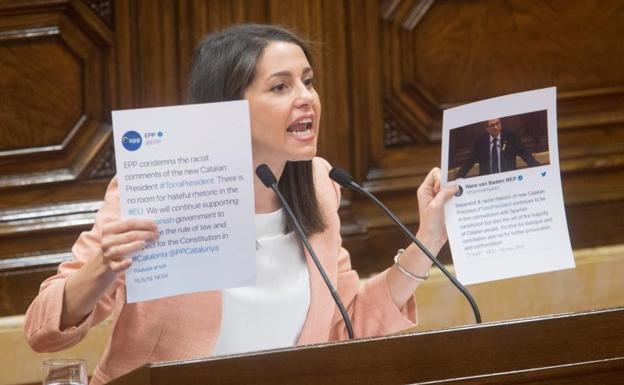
[382,88,440,145]
[83,0,114,27]
[89,138,117,179]
[0,1,115,188]
[0,203,99,261]
[0,252,73,272]
[0,25,59,41]
[381,0,435,30]
[383,110,414,147]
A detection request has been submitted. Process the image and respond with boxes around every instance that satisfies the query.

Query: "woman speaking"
[24,24,457,384]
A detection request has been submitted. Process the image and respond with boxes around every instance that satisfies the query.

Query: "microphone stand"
[256,165,355,339]
[330,168,482,324]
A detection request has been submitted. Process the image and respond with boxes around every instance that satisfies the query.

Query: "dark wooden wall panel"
[0,0,117,316]
[0,37,81,150]
[1,0,623,316]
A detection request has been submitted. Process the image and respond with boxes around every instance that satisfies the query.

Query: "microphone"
[255,164,355,339]
[329,167,482,324]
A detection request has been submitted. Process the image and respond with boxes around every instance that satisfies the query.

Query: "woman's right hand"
[101,218,159,273]
[60,218,158,329]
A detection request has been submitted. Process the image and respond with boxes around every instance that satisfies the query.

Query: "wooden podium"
[108,307,624,384]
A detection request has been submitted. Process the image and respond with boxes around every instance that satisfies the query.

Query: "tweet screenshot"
[112,101,257,303]
[441,88,574,285]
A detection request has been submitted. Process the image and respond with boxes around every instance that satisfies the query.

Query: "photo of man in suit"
[456,118,540,178]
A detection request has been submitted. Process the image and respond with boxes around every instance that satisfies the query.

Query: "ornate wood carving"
[381,0,435,30]
[383,110,414,147]
[0,0,115,187]
[0,0,116,316]
[89,138,117,179]
[83,0,113,27]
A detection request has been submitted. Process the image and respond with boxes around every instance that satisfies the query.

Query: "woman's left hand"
[416,167,458,252]
[386,167,458,306]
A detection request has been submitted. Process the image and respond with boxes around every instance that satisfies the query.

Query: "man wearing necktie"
[457,118,539,178]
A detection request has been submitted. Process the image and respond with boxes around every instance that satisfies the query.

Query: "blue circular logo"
[122,131,142,151]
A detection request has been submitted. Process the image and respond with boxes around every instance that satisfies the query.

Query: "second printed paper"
[441,87,574,285]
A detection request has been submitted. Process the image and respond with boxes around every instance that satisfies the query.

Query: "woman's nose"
[294,82,314,106]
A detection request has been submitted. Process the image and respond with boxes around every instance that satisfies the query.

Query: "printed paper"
[112,101,256,302]
[441,87,575,285]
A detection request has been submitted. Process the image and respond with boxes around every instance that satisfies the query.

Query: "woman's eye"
[304,78,314,88]
[271,83,287,92]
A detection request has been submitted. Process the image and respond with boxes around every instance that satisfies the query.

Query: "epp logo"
[121,131,142,151]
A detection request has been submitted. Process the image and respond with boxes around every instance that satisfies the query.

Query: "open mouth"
[287,118,313,137]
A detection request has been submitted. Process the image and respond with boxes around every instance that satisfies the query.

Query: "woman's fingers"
[100,218,159,272]
[415,168,458,250]
[103,240,146,263]
[109,258,133,273]
[418,167,455,204]
[431,185,459,208]
[418,167,443,205]
[102,230,159,251]
[432,167,441,194]
[103,218,157,235]
[421,167,437,188]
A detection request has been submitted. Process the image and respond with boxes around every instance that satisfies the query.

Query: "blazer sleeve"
[24,177,123,352]
[330,248,418,340]
[313,158,417,341]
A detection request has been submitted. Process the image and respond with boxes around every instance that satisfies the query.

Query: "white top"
[211,208,311,356]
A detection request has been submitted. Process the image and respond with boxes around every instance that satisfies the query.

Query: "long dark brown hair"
[187,24,325,236]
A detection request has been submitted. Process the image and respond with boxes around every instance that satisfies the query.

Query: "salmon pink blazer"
[24,158,417,384]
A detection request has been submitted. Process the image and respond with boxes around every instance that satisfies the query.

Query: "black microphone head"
[329,167,355,188]
[255,164,277,187]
